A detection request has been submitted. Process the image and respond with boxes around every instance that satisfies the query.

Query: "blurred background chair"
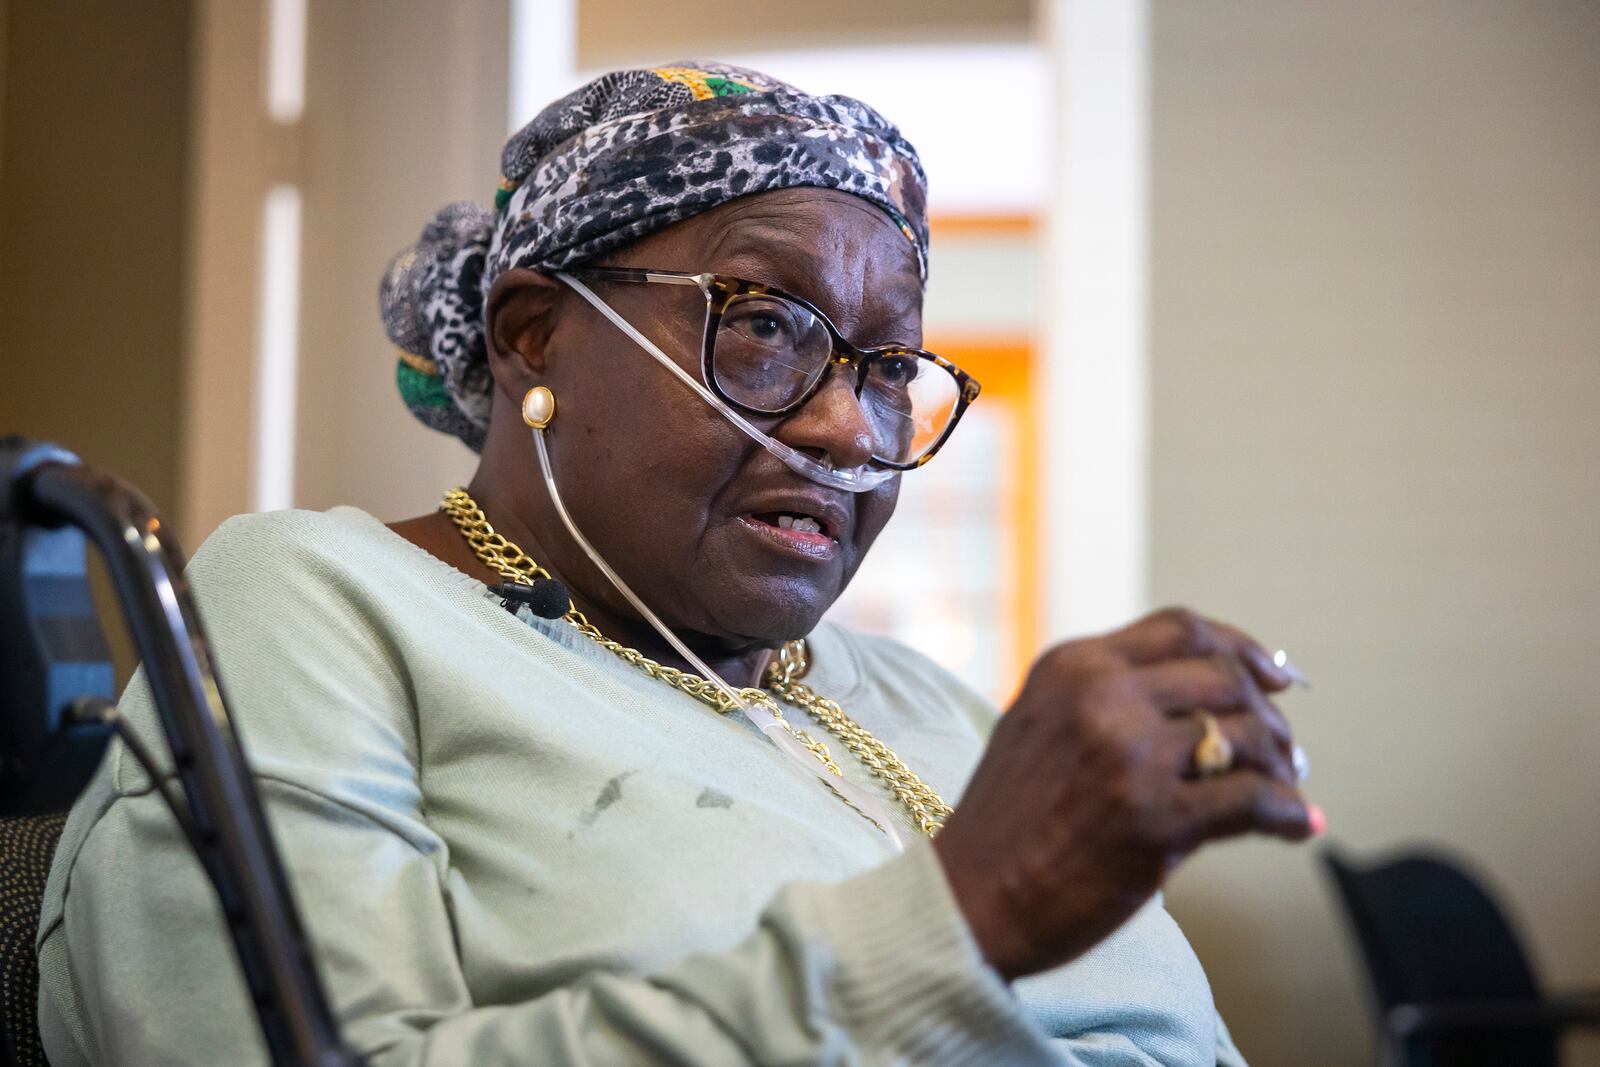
[1324,845,1600,1066]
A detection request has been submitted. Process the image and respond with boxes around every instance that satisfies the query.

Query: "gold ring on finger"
[1191,710,1235,777]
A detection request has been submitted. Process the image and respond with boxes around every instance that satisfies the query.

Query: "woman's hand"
[933,607,1317,981]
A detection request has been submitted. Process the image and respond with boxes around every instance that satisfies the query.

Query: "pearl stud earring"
[521,386,556,429]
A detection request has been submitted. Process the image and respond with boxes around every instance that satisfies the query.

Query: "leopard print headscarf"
[378,62,929,452]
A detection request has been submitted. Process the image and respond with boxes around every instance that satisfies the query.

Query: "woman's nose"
[772,365,877,470]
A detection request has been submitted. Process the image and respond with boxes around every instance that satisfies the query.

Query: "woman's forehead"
[620,191,924,324]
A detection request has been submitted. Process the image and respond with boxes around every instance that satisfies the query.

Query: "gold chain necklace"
[441,487,952,837]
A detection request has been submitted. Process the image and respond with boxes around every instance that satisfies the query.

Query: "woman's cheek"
[856,481,900,549]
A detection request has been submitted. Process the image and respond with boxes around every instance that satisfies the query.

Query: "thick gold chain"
[441,487,952,837]
[765,642,954,838]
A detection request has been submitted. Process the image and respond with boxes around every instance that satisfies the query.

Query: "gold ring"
[1191,710,1235,777]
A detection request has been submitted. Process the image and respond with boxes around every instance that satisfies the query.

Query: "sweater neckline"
[323,504,865,700]
[324,504,609,662]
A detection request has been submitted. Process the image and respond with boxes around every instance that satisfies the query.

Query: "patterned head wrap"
[379,62,929,452]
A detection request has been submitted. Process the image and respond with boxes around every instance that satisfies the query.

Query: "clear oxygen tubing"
[554,271,896,495]
[530,423,909,853]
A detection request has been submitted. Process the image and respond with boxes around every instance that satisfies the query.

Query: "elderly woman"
[39,64,1317,1065]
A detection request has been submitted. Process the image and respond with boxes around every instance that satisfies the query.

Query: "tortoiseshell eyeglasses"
[566,268,981,471]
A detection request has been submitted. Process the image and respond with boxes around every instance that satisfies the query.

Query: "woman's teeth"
[777,514,823,534]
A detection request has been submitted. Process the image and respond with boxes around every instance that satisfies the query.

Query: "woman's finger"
[1164,710,1295,784]
[1137,657,1295,751]
[1138,654,1254,711]
[1105,608,1297,691]
[1176,772,1314,846]
[1209,618,1301,693]
[1104,607,1229,664]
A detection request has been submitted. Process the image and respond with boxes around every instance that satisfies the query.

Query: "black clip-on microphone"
[491,577,571,620]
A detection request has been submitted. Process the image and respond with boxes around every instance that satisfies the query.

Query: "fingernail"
[1273,649,1311,689]
[1291,744,1310,782]
[1307,803,1327,837]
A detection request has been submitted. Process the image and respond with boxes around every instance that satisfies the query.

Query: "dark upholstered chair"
[0,814,66,1067]
[1324,845,1600,1067]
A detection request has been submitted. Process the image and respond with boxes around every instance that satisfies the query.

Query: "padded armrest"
[1388,997,1600,1036]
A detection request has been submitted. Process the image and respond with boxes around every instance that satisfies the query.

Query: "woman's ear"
[485,268,566,399]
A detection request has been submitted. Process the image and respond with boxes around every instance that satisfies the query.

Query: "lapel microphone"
[490,578,571,620]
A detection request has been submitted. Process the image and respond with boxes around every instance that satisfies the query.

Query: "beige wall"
[0,0,190,527]
[0,0,190,681]
[289,0,506,520]
[181,0,267,541]
[1149,3,1600,1064]
[178,2,510,531]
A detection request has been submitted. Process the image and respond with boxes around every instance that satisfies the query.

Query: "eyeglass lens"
[712,293,961,465]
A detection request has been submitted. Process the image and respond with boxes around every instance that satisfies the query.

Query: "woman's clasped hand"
[935,606,1316,981]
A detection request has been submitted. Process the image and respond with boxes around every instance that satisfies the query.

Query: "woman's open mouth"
[738,511,839,560]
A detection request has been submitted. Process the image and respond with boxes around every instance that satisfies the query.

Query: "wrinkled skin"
[393,187,1313,982]
[934,608,1315,980]
[395,187,917,685]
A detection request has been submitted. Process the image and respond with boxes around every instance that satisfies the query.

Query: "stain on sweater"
[695,786,735,809]
[578,771,636,828]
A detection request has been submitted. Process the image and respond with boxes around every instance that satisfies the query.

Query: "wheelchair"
[0,436,359,1067]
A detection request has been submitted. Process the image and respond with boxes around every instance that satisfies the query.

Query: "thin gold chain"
[441,487,953,837]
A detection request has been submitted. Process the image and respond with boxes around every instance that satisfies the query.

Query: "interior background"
[2,2,1596,1063]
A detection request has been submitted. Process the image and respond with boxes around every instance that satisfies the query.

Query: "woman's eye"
[877,356,916,384]
[748,316,784,340]
[730,305,795,346]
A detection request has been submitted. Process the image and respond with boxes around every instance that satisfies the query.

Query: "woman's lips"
[736,513,838,560]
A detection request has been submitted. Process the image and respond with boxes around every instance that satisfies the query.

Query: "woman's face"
[489,187,924,651]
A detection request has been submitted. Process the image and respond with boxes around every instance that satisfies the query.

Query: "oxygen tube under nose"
[555,271,896,495]
[526,415,908,852]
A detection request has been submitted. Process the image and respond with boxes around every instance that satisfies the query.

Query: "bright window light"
[509,0,580,131]
[266,0,306,124]
[570,43,1048,216]
[254,184,301,512]
[1042,0,1151,639]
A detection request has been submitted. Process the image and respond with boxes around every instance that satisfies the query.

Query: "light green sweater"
[37,506,1246,1066]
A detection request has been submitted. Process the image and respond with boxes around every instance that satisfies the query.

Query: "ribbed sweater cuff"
[808,839,1058,1066]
